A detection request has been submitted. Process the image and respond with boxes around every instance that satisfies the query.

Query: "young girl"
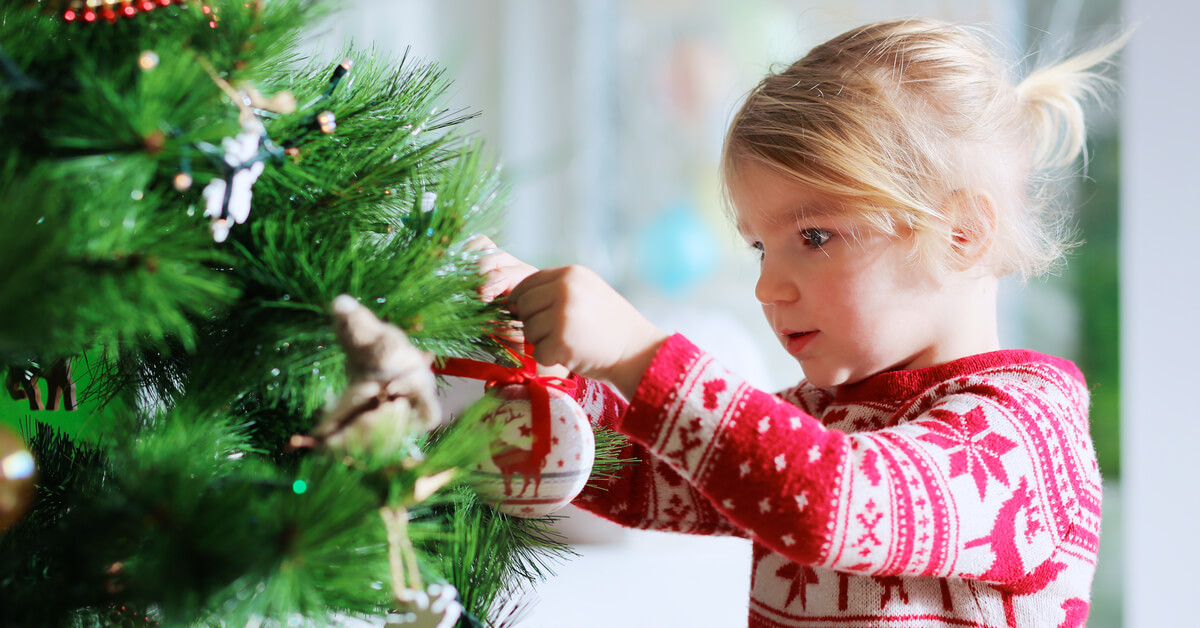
[480,18,1120,628]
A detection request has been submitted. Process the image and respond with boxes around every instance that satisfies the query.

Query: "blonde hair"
[721,18,1125,279]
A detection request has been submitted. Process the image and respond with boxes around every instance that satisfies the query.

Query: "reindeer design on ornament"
[488,400,552,498]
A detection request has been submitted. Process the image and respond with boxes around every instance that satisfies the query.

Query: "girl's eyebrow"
[738,204,840,236]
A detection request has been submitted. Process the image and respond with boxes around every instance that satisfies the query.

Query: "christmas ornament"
[191,56,348,243]
[385,583,462,628]
[297,297,461,627]
[241,84,297,116]
[0,424,36,534]
[380,492,460,628]
[295,296,443,459]
[200,121,267,243]
[472,383,594,517]
[435,347,595,518]
[5,358,77,411]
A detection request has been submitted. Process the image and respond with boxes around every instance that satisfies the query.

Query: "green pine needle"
[0,1,628,625]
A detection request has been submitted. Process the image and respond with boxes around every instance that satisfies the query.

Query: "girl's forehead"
[730,180,848,234]
[729,160,839,208]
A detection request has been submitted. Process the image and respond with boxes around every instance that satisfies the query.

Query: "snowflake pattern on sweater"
[572,334,1100,628]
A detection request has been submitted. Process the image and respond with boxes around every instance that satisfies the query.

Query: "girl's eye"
[800,228,833,248]
[750,241,764,261]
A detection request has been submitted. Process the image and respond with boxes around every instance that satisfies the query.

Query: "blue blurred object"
[636,202,720,296]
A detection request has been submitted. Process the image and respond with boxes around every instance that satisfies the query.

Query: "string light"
[138,51,160,71]
[58,1,188,23]
[174,145,193,191]
[322,59,354,98]
[316,111,337,134]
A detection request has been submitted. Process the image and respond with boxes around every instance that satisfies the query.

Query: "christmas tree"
[0,1,617,625]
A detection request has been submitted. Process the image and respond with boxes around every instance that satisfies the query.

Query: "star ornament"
[918,406,1017,499]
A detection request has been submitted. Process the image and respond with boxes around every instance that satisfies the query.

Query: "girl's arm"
[623,333,1098,586]
[568,376,746,537]
[504,263,1095,584]
[509,264,669,399]
[474,242,741,535]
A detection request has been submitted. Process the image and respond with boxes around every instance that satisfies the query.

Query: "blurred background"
[306,0,1131,624]
[6,0,1194,625]
[303,0,1130,626]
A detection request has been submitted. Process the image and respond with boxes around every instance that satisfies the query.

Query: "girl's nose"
[754,254,799,304]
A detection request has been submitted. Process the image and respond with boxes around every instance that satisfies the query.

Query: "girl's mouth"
[782,330,817,355]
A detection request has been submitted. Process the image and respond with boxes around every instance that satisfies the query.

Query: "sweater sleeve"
[616,334,1099,586]
[569,374,746,537]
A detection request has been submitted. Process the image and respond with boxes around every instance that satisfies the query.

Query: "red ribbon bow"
[433,344,576,454]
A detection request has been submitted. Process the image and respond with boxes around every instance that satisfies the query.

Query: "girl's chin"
[798,365,852,389]
[797,359,878,390]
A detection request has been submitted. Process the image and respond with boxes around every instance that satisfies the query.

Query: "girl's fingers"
[509,266,561,295]
[509,266,572,314]
[515,307,556,353]
[508,278,562,320]
[473,237,539,303]
[465,234,496,251]
[479,264,529,302]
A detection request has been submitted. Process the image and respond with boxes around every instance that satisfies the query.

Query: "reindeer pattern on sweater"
[572,334,1100,628]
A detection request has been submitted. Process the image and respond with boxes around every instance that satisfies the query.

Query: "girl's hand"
[471,235,538,304]
[509,265,669,399]
[470,235,571,378]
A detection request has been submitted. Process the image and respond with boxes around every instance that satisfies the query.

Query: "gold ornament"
[0,424,36,534]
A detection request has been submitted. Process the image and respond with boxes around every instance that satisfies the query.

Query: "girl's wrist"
[605,331,671,400]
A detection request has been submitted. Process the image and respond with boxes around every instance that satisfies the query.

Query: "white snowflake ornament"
[385,583,462,628]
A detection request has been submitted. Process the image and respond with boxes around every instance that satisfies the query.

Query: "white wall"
[1120,0,1200,625]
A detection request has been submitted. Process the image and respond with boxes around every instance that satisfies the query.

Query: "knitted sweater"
[571,334,1100,628]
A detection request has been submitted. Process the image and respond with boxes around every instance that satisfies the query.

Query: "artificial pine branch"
[0,2,632,625]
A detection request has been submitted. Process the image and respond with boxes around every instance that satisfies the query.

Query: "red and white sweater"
[571,334,1100,628]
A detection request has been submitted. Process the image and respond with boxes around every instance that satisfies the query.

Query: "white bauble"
[471,384,595,518]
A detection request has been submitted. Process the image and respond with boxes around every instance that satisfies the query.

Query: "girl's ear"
[945,188,997,267]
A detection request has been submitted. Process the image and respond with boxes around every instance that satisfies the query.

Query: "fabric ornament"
[435,346,594,518]
[296,295,443,460]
